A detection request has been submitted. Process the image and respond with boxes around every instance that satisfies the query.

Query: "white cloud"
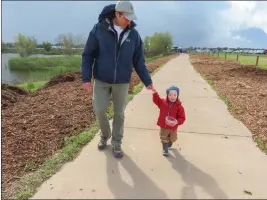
[221,1,267,33]
[212,1,267,47]
[2,1,266,48]
[233,35,244,41]
[232,34,251,43]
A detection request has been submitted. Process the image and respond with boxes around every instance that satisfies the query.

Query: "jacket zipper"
[115,35,121,84]
[114,34,117,84]
[114,28,128,83]
[109,24,129,84]
[165,103,172,128]
[107,25,118,84]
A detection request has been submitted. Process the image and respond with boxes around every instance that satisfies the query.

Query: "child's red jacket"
[153,92,186,130]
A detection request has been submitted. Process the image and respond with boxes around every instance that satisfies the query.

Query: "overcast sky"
[2,1,267,48]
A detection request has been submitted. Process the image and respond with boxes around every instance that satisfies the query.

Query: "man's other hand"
[83,82,92,93]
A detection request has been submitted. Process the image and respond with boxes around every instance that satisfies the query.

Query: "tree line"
[2,33,86,57]
[2,31,174,57]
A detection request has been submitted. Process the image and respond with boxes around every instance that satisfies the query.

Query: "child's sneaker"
[162,143,169,156]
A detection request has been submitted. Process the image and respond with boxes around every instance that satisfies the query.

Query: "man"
[82,1,155,158]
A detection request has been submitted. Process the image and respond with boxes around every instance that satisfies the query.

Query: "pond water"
[1,53,70,84]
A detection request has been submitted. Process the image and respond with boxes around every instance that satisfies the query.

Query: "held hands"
[146,85,157,93]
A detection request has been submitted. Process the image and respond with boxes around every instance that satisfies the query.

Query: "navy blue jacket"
[82,4,152,87]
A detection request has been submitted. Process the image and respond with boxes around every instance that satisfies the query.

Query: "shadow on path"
[104,146,167,199]
[167,148,228,199]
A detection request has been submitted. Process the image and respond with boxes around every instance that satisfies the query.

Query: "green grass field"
[14,54,167,92]
[216,53,267,69]
[9,56,81,71]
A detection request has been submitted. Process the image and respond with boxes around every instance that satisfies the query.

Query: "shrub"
[9,56,81,71]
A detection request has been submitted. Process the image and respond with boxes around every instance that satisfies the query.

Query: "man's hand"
[146,85,157,93]
[83,82,92,93]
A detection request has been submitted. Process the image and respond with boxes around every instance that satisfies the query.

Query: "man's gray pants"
[93,79,129,146]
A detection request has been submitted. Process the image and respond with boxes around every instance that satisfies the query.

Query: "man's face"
[115,12,131,28]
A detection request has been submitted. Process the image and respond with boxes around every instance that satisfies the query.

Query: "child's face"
[168,90,178,102]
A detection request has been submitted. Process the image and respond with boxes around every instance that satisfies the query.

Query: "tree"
[55,34,64,50]
[217,47,223,52]
[37,44,44,48]
[2,41,6,52]
[14,33,37,57]
[143,36,151,56]
[187,46,194,53]
[149,32,173,56]
[55,33,73,55]
[5,42,15,48]
[43,41,52,52]
[55,33,86,55]
[73,34,86,48]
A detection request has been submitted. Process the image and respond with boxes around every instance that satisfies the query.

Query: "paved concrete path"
[33,54,267,199]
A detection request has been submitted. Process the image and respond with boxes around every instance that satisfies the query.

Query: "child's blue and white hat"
[166,85,180,95]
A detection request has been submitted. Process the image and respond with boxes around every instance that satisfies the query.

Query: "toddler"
[152,85,186,156]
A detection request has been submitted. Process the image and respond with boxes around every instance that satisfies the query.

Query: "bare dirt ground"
[190,54,267,153]
[1,54,177,191]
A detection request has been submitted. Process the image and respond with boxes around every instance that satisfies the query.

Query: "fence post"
[236,54,239,61]
[217,51,219,57]
[225,53,227,59]
[256,56,259,66]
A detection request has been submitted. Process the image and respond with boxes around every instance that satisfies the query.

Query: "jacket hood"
[98,4,137,29]
[98,4,116,22]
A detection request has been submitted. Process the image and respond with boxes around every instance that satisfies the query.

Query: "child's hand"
[151,88,157,93]
[165,116,178,127]
[166,120,177,127]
